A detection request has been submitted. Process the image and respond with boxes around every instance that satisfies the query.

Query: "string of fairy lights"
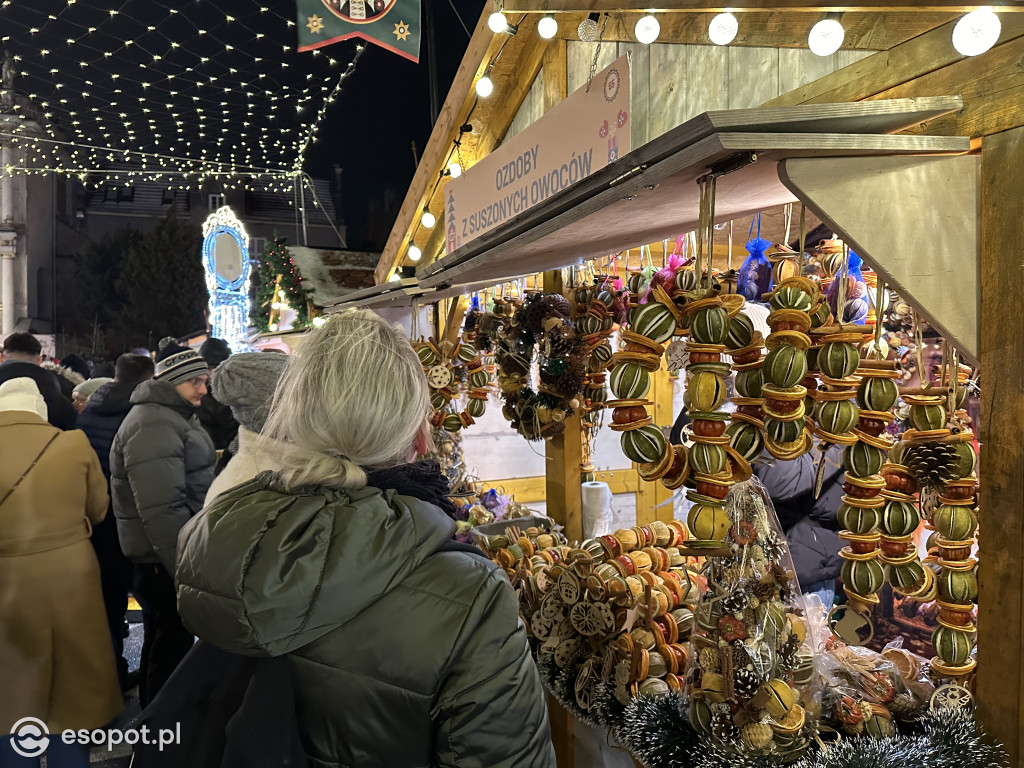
[0,0,365,191]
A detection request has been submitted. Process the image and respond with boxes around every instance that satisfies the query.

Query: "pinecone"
[753,581,777,601]
[711,710,739,741]
[542,293,572,318]
[518,295,549,335]
[888,692,921,720]
[904,441,961,488]
[721,590,749,615]
[734,667,760,699]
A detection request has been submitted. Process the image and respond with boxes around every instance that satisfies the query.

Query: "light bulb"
[312,316,327,327]
[449,162,462,178]
[408,244,422,262]
[578,17,599,42]
[421,208,436,228]
[635,15,660,44]
[709,12,738,45]
[808,18,844,56]
[475,75,494,98]
[488,12,509,34]
[538,16,558,39]
[952,7,1000,56]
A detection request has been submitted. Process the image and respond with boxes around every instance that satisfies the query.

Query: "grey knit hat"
[211,352,289,433]
[154,349,209,387]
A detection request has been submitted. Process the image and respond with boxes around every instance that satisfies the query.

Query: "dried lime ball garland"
[416,335,492,433]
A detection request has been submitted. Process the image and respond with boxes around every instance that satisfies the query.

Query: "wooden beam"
[976,125,1024,768]
[442,295,468,345]
[503,1,1024,11]
[867,33,1024,139]
[543,269,584,544]
[553,11,954,50]
[374,5,497,285]
[766,14,1024,106]
[543,38,568,110]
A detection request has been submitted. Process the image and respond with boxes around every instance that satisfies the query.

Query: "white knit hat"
[0,378,48,420]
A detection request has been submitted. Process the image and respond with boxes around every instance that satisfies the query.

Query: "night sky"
[0,0,485,249]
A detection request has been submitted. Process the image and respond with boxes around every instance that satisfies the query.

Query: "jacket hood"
[176,473,458,657]
[85,380,136,417]
[131,379,197,418]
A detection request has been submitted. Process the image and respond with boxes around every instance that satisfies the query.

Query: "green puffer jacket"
[176,474,555,768]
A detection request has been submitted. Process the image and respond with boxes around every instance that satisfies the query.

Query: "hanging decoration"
[297,0,422,63]
[495,292,591,441]
[202,205,251,351]
[414,304,495,434]
[253,234,311,333]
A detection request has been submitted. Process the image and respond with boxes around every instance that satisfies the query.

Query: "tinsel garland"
[609,696,1006,768]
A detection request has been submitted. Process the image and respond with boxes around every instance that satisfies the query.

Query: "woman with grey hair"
[176,309,555,768]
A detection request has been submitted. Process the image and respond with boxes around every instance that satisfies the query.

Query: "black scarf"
[364,459,459,520]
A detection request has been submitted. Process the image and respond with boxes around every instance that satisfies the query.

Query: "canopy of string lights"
[0,0,363,190]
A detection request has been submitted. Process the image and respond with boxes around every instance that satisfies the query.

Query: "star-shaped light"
[307,14,324,34]
[392,20,411,42]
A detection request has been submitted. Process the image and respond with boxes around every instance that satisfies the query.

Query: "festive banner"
[445,55,630,254]
[297,0,421,62]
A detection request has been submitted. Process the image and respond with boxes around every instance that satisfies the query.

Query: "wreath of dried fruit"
[414,318,495,433]
[494,292,593,441]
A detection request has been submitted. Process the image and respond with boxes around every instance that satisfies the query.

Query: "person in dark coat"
[77,353,155,692]
[110,345,216,706]
[755,441,844,605]
[196,337,239,452]
[0,332,76,430]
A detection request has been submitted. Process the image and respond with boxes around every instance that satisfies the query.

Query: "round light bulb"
[538,16,558,39]
[449,162,463,178]
[421,209,436,228]
[390,272,401,282]
[312,316,327,327]
[708,12,738,46]
[808,18,845,56]
[577,17,599,42]
[635,14,660,45]
[475,75,494,98]
[488,11,509,34]
[408,244,422,262]
[952,7,1000,57]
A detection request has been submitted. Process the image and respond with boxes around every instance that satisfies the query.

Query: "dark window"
[116,187,134,203]
[162,188,175,205]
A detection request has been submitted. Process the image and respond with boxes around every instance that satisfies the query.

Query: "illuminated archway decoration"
[202,206,251,351]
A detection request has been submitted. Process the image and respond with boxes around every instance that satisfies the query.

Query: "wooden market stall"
[333,4,1024,765]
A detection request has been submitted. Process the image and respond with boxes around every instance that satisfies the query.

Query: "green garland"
[252,234,311,332]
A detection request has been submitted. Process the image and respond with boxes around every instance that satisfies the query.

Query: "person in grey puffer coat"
[177,309,555,768]
[110,344,215,706]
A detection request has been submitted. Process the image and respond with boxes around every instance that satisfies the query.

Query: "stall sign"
[445,55,630,254]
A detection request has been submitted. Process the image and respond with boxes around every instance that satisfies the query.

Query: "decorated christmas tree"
[252,234,311,333]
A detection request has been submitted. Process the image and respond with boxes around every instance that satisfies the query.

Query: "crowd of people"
[0,315,555,768]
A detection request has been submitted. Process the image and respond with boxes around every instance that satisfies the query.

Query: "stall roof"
[416,97,965,289]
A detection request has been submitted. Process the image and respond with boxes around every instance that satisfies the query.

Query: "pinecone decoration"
[734,667,760,699]
[903,440,961,487]
[518,295,549,335]
[753,580,777,601]
[762,534,785,564]
[544,321,577,358]
[888,692,921,720]
[711,710,739,741]
[541,293,572,318]
[740,722,774,751]
[721,589,749,615]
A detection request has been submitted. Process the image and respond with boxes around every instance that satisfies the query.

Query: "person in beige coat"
[0,378,122,764]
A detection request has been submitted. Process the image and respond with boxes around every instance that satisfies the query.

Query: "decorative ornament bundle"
[685,478,820,763]
[493,292,592,441]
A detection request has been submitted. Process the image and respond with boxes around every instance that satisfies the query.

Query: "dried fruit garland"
[493,292,593,441]
[415,330,495,433]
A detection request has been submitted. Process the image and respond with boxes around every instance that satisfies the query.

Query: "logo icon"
[10,718,49,758]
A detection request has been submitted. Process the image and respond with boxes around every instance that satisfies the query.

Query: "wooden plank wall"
[502,42,872,146]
